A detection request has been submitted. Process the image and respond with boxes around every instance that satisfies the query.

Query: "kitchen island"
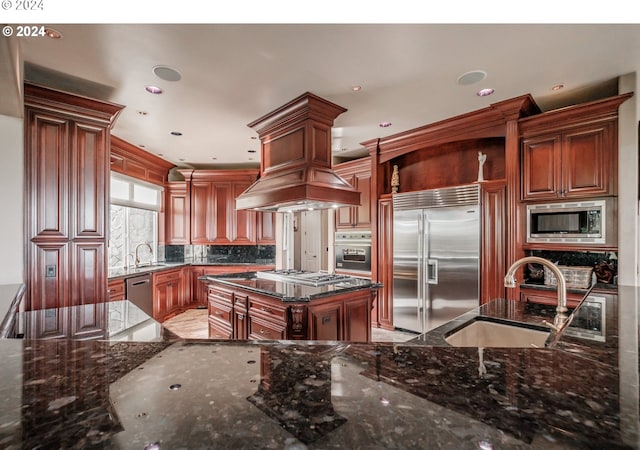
[0,283,638,449]
[201,270,381,342]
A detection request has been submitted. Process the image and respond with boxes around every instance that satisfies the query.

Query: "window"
[108,173,163,269]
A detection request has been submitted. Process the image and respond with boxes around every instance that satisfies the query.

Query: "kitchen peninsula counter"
[0,285,638,449]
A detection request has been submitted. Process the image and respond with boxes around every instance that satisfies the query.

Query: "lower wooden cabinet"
[205,280,374,342]
[107,279,125,301]
[152,268,184,322]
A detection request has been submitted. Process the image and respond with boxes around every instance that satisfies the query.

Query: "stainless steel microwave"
[526,198,616,245]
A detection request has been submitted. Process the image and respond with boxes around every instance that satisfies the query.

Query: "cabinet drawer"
[249,315,287,340]
[107,279,125,301]
[234,293,248,308]
[208,318,233,340]
[208,285,234,305]
[248,295,288,322]
[209,300,233,326]
[154,269,181,285]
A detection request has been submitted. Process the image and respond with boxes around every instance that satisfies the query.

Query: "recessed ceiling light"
[170,131,182,136]
[251,136,257,140]
[352,85,362,91]
[178,158,185,162]
[139,144,145,148]
[152,65,182,82]
[379,122,392,128]
[476,88,495,97]
[248,158,254,161]
[157,153,164,156]
[552,84,564,91]
[247,150,257,153]
[44,28,63,39]
[457,70,487,86]
[145,85,163,94]
[137,110,148,116]
[211,157,217,160]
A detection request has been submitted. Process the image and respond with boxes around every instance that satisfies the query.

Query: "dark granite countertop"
[0,284,638,449]
[108,260,275,281]
[200,271,381,302]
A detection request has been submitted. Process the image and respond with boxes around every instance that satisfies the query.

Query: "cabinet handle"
[322,316,332,324]
[215,311,224,316]
[260,307,274,314]
[259,329,266,334]
[238,314,244,320]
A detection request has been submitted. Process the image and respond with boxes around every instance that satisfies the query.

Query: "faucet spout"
[504,256,569,317]
[134,242,154,267]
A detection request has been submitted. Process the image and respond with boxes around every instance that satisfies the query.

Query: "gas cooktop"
[256,270,353,287]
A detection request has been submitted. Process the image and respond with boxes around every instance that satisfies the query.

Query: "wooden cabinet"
[247,293,289,340]
[190,265,275,308]
[233,293,249,340]
[110,136,175,185]
[207,284,235,339]
[256,211,277,244]
[107,279,125,301]
[520,101,624,201]
[165,182,190,245]
[520,286,584,309]
[480,181,507,304]
[334,158,372,229]
[308,301,342,340]
[24,83,124,311]
[152,268,184,322]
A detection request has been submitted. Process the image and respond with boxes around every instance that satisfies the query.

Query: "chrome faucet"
[134,242,154,267]
[504,256,569,329]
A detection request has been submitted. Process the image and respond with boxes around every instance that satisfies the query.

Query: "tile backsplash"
[163,244,275,265]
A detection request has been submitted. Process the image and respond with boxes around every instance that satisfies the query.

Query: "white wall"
[617,73,639,286]
[0,115,24,284]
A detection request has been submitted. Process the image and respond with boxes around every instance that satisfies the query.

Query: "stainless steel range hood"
[235,92,360,212]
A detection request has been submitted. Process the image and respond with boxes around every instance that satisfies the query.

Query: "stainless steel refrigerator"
[392,184,480,333]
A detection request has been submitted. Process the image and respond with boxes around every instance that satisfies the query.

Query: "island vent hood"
[235,92,360,212]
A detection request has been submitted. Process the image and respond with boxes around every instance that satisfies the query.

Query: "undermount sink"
[445,317,551,348]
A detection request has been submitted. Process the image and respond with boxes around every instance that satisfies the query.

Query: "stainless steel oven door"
[334,231,372,273]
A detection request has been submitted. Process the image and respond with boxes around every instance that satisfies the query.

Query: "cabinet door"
[248,314,287,340]
[165,277,182,317]
[27,242,70,311]
[26,111,70,240]
[153,281,168,321]
[308,302,342,341]
[211,183,233,243]
[191,181,212,244]
[256,211,277,244]
[191,267,206,307]
[107,279,125,301]
[232,181,256,244]
[353,171,372,228]
[344,295,371,342]
[70,241,107,305]
[562,122,613,198]
[336,173,357,228]
[166,183,190,245]
[208,318,233,340]
[522,134,561,200]
[70,122,108,239]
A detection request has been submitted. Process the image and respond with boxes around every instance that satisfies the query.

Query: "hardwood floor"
[162,309,417,342]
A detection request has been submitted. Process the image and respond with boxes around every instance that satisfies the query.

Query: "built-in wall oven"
[334,231,372,274]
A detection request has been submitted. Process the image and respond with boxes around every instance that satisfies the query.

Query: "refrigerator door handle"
[427,259,438,284]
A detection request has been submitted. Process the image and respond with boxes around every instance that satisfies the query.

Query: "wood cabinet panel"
[344,295,371,342]
[190,181,212,244]
[24,83,124,312]
[308,302,342,341]
[248,314,287,340]
[70,241,106,305]
[107,279,125,301]
[232,182,256,244]
[110,135,175,186]
[480,181,507,304]
[233,293,249,340]
[27,111,70,240]
[376,197,394,330]
[208,318,233,340]
[152,269,183,322]
[256,212,276,244]
[334,158,372,229]
[521,121,617,201]
[211,183,232,243]
[165,182,190,245]
[71,122,108,239]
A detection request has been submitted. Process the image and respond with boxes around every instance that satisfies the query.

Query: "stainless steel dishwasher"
[126,273,153,318]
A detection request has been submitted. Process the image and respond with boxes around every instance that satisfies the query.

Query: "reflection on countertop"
[0,284,637,449]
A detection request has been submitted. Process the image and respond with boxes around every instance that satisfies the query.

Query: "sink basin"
[445,318,550,348]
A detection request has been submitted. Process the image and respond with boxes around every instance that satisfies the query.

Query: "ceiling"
[16,24,640,169]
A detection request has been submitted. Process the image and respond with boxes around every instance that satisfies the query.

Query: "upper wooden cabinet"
[334,158,372,229]
[521,121,615,201]
[519,93,632,201]
[110,136,175,186]
[173,169,276,246]
[24,83,124,311]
